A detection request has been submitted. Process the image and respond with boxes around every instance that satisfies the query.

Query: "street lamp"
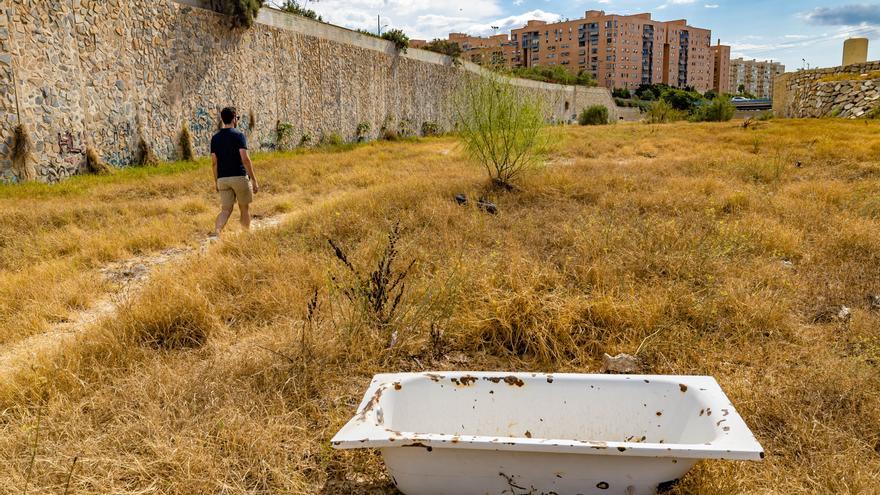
[378,15,389,35]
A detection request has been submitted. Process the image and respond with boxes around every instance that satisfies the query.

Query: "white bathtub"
[332,372,763,495]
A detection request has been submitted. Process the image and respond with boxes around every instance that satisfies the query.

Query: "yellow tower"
[843,38,869,66]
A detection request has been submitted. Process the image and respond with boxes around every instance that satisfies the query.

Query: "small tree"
[578,105,609,126]
[210,0,265,28]
[455,75,548,189]
[690,98,736,122]
[381,29,410,53]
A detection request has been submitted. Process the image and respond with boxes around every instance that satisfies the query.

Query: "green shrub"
[422,39,462,59]
[864,107,880,120]
[209,0,265,28]
[635,83,671,101]
[381,128,399,141]
[276,121,295,150]
[356,122,372,142]
[661,88,701,112]
[321,133,344,147]
[277,0,321,21]
[381,29,410,53]
[421,121,441,136]
[757,111,775,121]
[690,98,736,122]
[612,88,631,99]
[644,100,687,124]
[299,133,312,147]
[455,75,549,188]
[397,118,416,138]
[578,105,609,126]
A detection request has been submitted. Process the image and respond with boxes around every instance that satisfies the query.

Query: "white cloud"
[271,0,560,40]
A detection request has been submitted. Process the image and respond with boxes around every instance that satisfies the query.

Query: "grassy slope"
[2,121,879,494]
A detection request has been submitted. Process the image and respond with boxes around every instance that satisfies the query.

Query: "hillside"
[1,120,879,494]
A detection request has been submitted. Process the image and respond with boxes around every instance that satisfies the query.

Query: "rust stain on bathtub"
[355,386,386,421]
[451,375,478,386]
[482,376,525,387]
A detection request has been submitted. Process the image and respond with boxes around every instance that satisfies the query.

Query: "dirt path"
[0,213,291,375]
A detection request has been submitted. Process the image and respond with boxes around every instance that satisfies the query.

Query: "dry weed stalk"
[329,222,415,333]
[85,146,112,175]
[136,134,159,166]
[11,124,36,181]
[179,123,195,161]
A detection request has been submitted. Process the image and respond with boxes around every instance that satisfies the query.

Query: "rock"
[601,353,640,374]
[837,306,852,323]
[477,198,498,215]
[454,194,468,206]
[867,294,880,312]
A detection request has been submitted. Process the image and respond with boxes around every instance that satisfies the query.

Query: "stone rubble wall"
[773,61,880,119]
[0,0,616,183]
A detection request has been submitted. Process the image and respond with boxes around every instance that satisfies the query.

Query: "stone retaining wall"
[0,0,616,183]
[773,61,880,118]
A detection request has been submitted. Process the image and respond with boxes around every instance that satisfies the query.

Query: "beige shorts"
[218,176,253,209]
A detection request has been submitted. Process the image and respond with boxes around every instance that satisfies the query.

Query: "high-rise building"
[508,10,717,92]
[729,58,785,99]
[710,41,731,94]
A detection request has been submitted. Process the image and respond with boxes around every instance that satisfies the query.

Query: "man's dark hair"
[220,107,238,125]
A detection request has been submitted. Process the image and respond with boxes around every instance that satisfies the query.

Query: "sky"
[269,1,880,71]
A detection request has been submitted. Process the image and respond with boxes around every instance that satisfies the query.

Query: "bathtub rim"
[331,372,765,462]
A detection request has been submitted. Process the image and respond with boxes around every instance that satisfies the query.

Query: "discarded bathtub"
[332,372,763,495]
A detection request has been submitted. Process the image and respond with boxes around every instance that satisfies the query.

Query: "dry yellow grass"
[2,120,880,494]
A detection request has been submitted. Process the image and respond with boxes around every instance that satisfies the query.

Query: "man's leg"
[213,205,234,236]
[239,202,251,230]
[213,184,235,237]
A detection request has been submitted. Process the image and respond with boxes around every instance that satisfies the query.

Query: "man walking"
[211,107,259,237]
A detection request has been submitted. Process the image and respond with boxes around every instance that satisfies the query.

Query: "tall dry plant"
[11,124,36,181]
[328,222,415,334]
[85,146,112,175]
[135,134,158,167]
[455,75,549,189]
[179,123,195,162]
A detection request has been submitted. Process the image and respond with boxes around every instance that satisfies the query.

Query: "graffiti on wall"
[57,131,84,155]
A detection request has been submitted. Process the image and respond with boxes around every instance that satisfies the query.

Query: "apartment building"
[710,41,731,94]
[508,10,716,92]
[412,33,519,66]
[448,33,519,66]
[729,58,785,99]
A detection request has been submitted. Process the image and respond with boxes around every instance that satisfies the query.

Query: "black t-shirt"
[211,128,248,178]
